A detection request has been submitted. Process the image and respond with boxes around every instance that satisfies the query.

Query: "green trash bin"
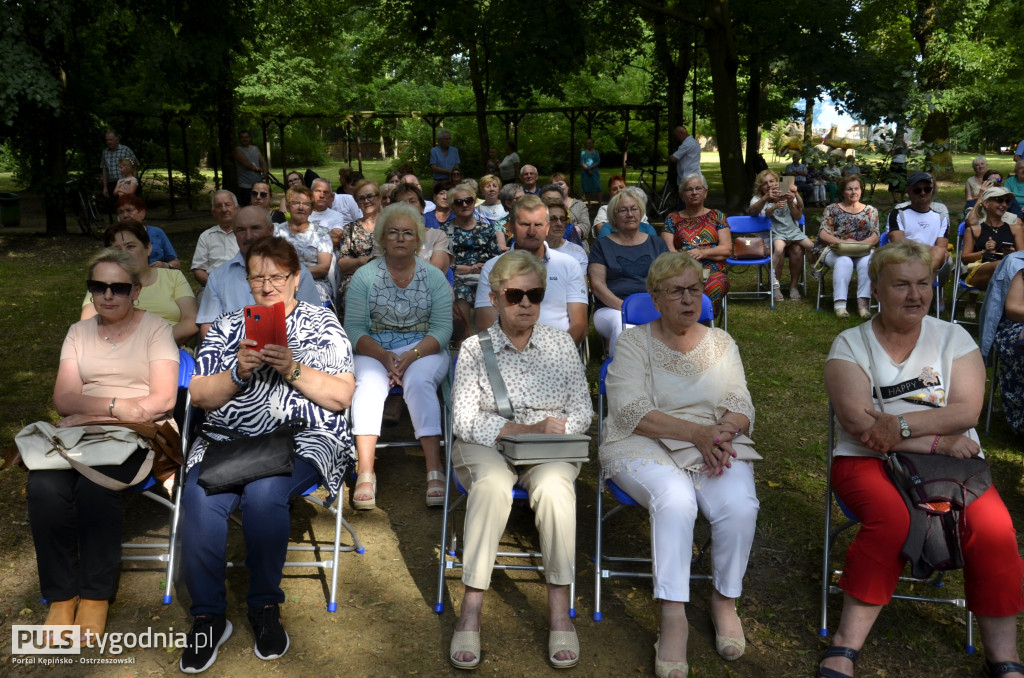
[0,192,20,227]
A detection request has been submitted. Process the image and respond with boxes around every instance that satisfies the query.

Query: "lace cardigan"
[599,324,755,479]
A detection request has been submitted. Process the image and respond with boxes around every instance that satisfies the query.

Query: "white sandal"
[549,627,579,669]
[449,630,480,670]
[352,472,376,510]
[426,470,446,507]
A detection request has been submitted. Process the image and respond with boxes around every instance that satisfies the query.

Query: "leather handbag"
[732,236,768,259]
[196,418,306,495]
[477,331,591,463]
[12,421,154,491]
[829,241,873,258]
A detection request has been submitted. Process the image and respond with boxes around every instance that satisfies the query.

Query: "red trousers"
[832,456,1024,616]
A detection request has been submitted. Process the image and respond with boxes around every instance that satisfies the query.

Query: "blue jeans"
[181,457,320,615]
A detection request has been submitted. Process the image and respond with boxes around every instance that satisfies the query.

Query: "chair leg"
[163,480,183,605]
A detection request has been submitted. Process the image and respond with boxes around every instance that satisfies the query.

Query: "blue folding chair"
[621,292,713,331]
[949,222,983,327]
[593,295,714,621]
[723,215,774,332]
[819,403,974,652]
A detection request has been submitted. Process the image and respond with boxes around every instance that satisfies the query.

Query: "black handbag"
[196,418,306,495]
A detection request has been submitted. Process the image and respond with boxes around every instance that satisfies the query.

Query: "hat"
[980,185,1013,203]
[906,171,932,188]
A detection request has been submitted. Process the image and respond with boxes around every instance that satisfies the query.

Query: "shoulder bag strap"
[644,323,661,411]
[43,428,154,492]
[859,322,886,412]
[477,330,515,420]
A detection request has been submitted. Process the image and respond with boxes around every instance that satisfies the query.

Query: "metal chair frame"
[949,221,983,328]
[723,215,775,332]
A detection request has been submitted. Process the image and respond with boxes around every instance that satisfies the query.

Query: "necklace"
[388,265,415,285]
[99,312,135,347]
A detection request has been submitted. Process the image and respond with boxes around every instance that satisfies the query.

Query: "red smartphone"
[244,302,286,352]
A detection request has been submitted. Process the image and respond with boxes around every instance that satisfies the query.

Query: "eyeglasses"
[549,215,568,224]
[87,280,135,297]
[386,228,417,240]
[682,187,706,194]
[615,206,641,215]
[356,193,380,203]
[452,197,475,207]
[992,196,1012,205]
[502,287,545,304]
[656,285,703,301]
[289,201,312,208]
[250,191,269,198]
[911,185,933,195]
[246,273,292,289]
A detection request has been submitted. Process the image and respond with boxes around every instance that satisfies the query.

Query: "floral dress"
[336,219,379,302]
[813,204,879,258]
[662,209,731,316]
[446,220,502,303]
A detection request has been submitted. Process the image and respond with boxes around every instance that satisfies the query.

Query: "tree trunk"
[803,90,815,148]
[468,38,490,167]
[217,53,237,195]
[44,116,67,236]
[652,9,691,185]
[920,110,953,179]
[704,0,746,212]
[744,52,765,175]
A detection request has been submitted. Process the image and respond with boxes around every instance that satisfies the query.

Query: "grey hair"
[607,187,647,227]
[539,183,565,199]
[375,202,427,249]
[437,129,452,140]
[211,189,238,208]
[679,172,708,192]
[311,178,332,191]
[499,183,524,205]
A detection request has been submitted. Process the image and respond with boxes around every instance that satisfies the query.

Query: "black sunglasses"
[250,190,269,198]
[452,197,475,207]
[911,184,933,195]
[502,287,545,304]
[992,196,1012,205]
[87,280,134,297]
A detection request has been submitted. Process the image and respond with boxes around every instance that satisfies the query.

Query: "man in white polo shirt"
[475,194,588,344]
[887,171,952,296]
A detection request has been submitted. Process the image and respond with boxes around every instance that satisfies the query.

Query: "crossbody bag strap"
[42,428,154,492]
[477,330,515,420]
[644,323,660,411]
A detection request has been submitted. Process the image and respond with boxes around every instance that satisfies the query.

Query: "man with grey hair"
[429,129,461,181]
[309,178,345,233]
[519,165,540,195]
[669,125,702,186]
[191,190,240,286]
[197,205,320,341]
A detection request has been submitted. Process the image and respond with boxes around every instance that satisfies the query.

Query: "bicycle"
[628,164,677,220]
[66,177,102,236]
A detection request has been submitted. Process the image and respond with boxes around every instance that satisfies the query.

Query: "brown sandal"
[75,599,109,646]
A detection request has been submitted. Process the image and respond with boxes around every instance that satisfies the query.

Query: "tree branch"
[625,0,706,29]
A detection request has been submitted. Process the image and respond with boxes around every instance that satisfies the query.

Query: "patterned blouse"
[337,219,380,298]
[186,303,356,500]
[447,220,502,303]
[813,203,879,257]
[276,222,333,269]
[662,209,729,275]
[452,322,593,448]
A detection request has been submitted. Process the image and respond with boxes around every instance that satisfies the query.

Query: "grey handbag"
[477,331,591,464]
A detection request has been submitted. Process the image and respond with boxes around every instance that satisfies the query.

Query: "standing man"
[233,130,268,207]
[474,195,588,344]
[100,130,138,220]
[429,129,461,181]
[887,171,952,306]
[669,125,702,187]
[519,165,540,195]
[191,190,240,287]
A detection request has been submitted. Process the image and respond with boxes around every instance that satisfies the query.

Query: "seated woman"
[749,169,813,301]
[276,186,334,304]
[660,173,732,317]
[590,190,668,354]
[474,174,508,235]
[344,203,453,510]
[820,240,1024,678]
[179,236,355,673]
[601,251,758,678]
[34,247,178,643]
[391,182,453,274]
[814,174,879,318]
[449,250,593,671]
[81,220,198,346]
[960,186,1024,319]
[424,180,454,230]
[447,183,503,345]
[544,198,588,277]
[114,195,180,269]
[985,252,1024,435]
[551,172,593,243]
[965,156,988,204]
[336,179,384,305]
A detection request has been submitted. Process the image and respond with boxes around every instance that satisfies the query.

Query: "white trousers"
[593,306,624,355]
[351,340,449,438]
[823,250,872,301]
[610,459,759,602]
[453,440,579,590]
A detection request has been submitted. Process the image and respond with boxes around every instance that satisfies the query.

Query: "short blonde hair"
[375,202,426,248]
[488,250,547,292]
[480,174,502,190]
[646,251,704,295]
[868,239,931,283]
[608,188,646,227]
[753,169,779,196]
[88,247,142,285]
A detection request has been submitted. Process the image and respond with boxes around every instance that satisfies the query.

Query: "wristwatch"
[286,362,302,383]
[897,414,911,439]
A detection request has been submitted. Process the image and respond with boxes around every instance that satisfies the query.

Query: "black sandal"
[985,660,1024,677]
[817,645,859,678]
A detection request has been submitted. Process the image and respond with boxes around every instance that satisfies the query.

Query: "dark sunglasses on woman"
[502,287,545,304]
[86,280,134,297]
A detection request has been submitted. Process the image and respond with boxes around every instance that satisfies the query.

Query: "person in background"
[669,125,702,187]
[424,180,454,231]
[959,186,1024,320]
[965,157,989,205]
[475,174,508,231]
[447,183,503,345]
[749,170,812,302]
[115,195,179,269]
[1005,161,1024,205]
[391,183,453,275]
[814,174,879,318]
[580,138,602,205]
[336,180,385,306]
[100,130,138,218]
[113,158,139,199]
[550,172,592,244]
[499,141,521,184]
[520,165,540,195]
[430,129,461,182]
[595,175,648,232]
[493,183,525,250]
[887,172,952,309]
[841,154,861,177]
[540,183,585,249]
[192,191,240,287]
[824,157,842,204]
[277,186,335,305]
[485,147,501,176]
[543,198,588,277]
[233,130,267,207]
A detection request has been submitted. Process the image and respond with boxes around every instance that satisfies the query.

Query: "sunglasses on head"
[87,280,134,297]
[502,287,545,304]
[452,197,475,207]
[250,190,269,198]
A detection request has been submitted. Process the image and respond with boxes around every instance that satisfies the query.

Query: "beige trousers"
[452,440,580,590]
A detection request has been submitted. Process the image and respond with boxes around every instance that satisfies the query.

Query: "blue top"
[424,208,455,231]
[147,225,178,265]
[429,145,461,181]
[588,234,668,309]
[980,251,1024,358]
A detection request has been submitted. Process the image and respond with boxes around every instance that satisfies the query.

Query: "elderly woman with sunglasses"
[449,250,592,671]
[446,182,503,345]
[33,247,178,645]
[335,180,385,304]
[601,251,758,678]
[345,203,453,510]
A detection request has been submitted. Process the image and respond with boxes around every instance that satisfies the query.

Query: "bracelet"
[413,347,422,359]
[108,397,116,416]
[230,364,250,389]
[930,435,941,455]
